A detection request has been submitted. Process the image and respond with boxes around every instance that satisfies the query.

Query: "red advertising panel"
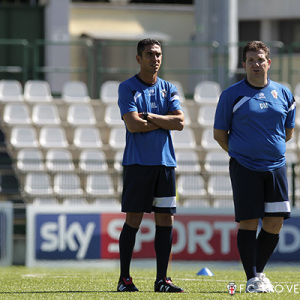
[101,213,239,260]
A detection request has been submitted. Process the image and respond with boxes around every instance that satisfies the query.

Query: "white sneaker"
[257,273,274,293]
[245,277,266,293]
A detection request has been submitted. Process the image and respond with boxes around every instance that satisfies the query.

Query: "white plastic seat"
[100,80,120,103]
[201,128,220,150]
[176,150,201,174]
[73,126,103,149]
[10,126,39,148]
[204,151,229,174]
[3,103,31,125]
[62,81,90,103]
[213,199,234,208]
[24,80,52,102]
[33,197,59,205]
[63,198,88,205]
[24,172,53,196]
[108,127,126,150]
[177,174,207,199]
[0,80,24,102]
[39,126,69,148]
[67,103,96,126]
[104,104,123,126]
[79,149,108,173]
[94,198,121,207]
[86,174,115,197]
[181,199,210,208]
[17,149,45,172]
[46,149,75,172]
[208,175,233,198]
[53,173,84,197]
[197,104,217,128]
[113,150,123,173]
[171,128,196,150]
[194,81,221,104]
[32,103,61,126]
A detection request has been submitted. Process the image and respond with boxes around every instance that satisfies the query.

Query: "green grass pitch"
[0,261,299,299]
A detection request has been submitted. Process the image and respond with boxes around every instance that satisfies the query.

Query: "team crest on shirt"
[161,89,167,98]
[271,90,278,99]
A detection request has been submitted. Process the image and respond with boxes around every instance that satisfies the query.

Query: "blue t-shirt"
[118,75,182,167]
[214,79,296,171]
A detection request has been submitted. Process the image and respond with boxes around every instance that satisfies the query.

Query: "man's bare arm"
[147,110,184,131]
[285,127,294,142]
[123,111,159,133]
[214,128,229,152]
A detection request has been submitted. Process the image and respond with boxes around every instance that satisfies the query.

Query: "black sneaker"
[154,277,184,293]
[117,277,139,292]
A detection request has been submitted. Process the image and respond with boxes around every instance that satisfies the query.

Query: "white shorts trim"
[265,201,290,213]
[153,196,176,208]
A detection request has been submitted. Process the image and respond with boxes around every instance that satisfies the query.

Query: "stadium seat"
[177,174,207,200]
[194,80,221,105]
[104,104,123,126]
[32,103,61,126]
[100,80,120,103]
[24,80,52,102]
[171,128,196,150]
[0,79,24,102]
[53,173,84,197]
[85,173,115,197]
[201,128,220,150]
[176,150,201,174]
[213,199,234,208]
[67,103,96,126]
[79,149,108,173]
[24,172,53,197]
[63,198,88,205]
[108,127,126,150]
[113,150,123,173]
[207,174,233,198]
[93,198,121,207]
[17,149,45,172]
[33,197,59,205]
[181,199,210,208]
[45,149,75,172]
[197,104,217,128]
[73,126,103,149]
[204,151,229,174]
[39,126,69,148]
[10,126,39,148]
[62,80,90,103]
[3,103,31,125]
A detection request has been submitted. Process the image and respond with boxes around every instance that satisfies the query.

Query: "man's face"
[136,44,162,74]
[242,49,271,83]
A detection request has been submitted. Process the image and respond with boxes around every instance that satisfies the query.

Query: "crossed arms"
[123,110,184,133]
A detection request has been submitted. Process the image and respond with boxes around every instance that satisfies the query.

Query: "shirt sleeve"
[214,90,233,131]
[168,83,182,112]
[284,88,296,129]
[118,82,137,118]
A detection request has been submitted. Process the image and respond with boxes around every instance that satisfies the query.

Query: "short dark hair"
[137,38,161,57]
[242,41,270,62]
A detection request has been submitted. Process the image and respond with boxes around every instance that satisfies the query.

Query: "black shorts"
[121,165,176,213]
[229,157,291,222]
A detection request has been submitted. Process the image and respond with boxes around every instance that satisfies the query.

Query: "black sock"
[155,225,173,282]
[237,229,257,281]
[119,222,138,279]
[256,228,279,273]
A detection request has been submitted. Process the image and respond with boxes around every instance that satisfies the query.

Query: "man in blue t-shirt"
[214,41,296,293]
[117,39,184,293]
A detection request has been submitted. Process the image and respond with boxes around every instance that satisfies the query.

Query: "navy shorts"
[229,157,291,222]
[121,165,177,213]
